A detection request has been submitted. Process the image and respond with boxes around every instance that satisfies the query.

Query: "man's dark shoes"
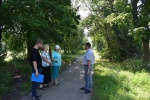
[32,96,40,100]
[84,90,91,94]
[80,87,86,90]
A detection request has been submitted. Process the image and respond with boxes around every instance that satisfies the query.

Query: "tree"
[81,0,142,61]
[63,26,84,54]
[0,0,81,59]
[0,0,6,63]
[131,0,150,69]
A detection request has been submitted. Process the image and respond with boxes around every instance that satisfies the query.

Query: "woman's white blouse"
[41,51,51,67]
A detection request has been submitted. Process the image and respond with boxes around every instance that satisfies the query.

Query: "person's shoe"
[84,90,91,94]
[32,96,40,100]
[80,87,86,90]
[39,86,46,90]
[54,82,60,86]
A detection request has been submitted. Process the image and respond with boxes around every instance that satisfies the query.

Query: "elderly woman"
[40,44,52,89]
[52,45,61,86]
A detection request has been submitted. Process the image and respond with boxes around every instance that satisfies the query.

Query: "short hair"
[35,39,43,45]
[85,42,91,47]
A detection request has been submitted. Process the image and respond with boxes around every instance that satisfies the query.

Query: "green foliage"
[131,0,150,40]
[8,58,31,74]
[0,66,14,97]
[0,0,81,57]
[81,0,142,61]
[63,35,84,54]
[93,59,150,100]
[130,0,150,68]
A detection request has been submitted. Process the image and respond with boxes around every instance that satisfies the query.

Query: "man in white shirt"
[80,43,95,94]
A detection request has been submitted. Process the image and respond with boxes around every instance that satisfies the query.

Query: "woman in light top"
[52,45,61,86]
[40,44,52,89]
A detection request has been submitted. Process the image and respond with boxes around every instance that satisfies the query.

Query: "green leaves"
[133,27,149,40]
[0,0,81,56]
[82,0,142,61]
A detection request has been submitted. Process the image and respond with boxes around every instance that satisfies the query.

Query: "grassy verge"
[0,60,32,99]
[93,58,150,100]
[0,51,84,99]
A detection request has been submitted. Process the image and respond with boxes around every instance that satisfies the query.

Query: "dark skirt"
[41,66,51,84]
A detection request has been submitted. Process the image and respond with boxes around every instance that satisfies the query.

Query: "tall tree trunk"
[131,0,138,22]
[27,39,35,60]
[0,27,2,42]
[142,38,149,69]
[0,0,2,42]
[27,41,32,60]
[131,0,150,68]
[26,34,33,60]
[63,42,67,54]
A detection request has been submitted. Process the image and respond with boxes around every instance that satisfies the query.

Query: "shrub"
[0,66,13,96]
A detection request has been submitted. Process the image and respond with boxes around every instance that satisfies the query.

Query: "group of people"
[30,39,95,100]
[30,39,62,100]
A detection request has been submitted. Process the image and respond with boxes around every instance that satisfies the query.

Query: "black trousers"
[41,66,51,84]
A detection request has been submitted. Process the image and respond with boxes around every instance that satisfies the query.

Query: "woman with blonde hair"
[40,44,52,89]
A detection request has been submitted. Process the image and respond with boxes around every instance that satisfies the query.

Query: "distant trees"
[63,29,84,54]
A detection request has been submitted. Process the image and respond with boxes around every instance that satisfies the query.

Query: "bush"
[0,66,14,97]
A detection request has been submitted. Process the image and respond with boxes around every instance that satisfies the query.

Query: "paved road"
[21,56,92,100]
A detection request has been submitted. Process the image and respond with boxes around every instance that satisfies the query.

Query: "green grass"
[93,59,150,100]
[8,58,31,74]
[0,60,31,99]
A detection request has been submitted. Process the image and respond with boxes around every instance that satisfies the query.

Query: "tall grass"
[93,58,150,100]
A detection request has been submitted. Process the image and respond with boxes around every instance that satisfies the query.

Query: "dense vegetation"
[0,0,150,99]
[81,0,149,68]
[0,0,84,99]
[78,0,150,99]
[0,0,83,59]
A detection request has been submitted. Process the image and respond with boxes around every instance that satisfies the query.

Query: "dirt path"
[21,56,92,100]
